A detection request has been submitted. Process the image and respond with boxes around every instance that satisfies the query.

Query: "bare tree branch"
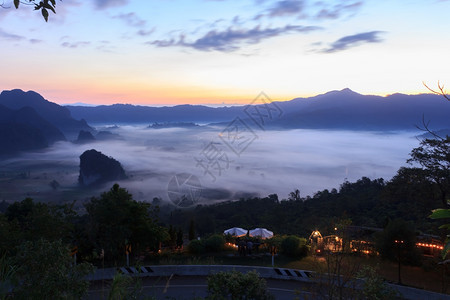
[415,114,444,141]
[423,81,450,101]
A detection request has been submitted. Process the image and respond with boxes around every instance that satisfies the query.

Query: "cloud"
[148,25,320,52]
[0,29,24,41]
[254,0,305,20]
[267,0,305,17]
[137,28,156,37]
[322,31,385,53]
[61,41,91,48]
[113,12,146,28]
[29,39,43,44]
[94,0,129,9]
[316,1,363,19]
[254,0,363,21]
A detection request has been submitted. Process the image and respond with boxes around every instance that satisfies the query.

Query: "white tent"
[249,228,273,239]
[224,227,248,237]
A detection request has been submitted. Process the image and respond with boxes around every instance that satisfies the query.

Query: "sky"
[0,0,449,106]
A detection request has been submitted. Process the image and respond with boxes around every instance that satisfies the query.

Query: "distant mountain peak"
[326,88,360,96]
[341,88,356,93]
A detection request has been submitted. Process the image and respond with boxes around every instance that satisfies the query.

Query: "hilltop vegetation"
[162,173,445,238]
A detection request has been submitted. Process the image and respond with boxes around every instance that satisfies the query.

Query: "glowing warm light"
[226,242,238,249]
[416,243,444,250]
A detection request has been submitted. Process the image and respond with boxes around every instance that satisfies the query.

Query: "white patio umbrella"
[224,227,248,237]
[249,228,273,239]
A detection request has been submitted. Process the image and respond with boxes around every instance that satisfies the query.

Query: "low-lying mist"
[0,124,421,206]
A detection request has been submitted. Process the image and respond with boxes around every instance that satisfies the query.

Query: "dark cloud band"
[149,25,320,52]
[323,31,385,53]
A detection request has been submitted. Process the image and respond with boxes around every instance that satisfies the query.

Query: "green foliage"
[176,228,184,248]
[204,234,225,252]
[206,270,274,300]
[189,218,196,240]
[375,219,421,265]
[108,273,133,300]
[187,234,225,254]
[168,225,176,248]
[164,174,445,239]
[107,272,154,300]
[0,213,20,255]
[13,0,57,22]
[357,265,398,300]
[408,136,450,207]
[13,238,94,299]
[430,208,450,258]
[187,239,205,255]
[84,184,167,261]
[280,235,308,258]
[5,198,73,247]
[0,254,17,300]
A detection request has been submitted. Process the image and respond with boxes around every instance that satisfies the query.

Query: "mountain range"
[0,89,92,137]
[66,88,450,131]
[0,89,92,156]
[0,88,448,156]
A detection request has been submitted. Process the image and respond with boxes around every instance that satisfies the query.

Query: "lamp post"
[394,240,404,284]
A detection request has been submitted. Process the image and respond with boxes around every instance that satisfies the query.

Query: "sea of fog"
[0,125,422,206]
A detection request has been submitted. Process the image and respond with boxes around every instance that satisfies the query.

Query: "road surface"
[86,275,315,299]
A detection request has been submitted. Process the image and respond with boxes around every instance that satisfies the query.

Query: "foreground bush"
[207,270,274,300]
[280,235,309,258]
[204,234,225,252]
[188,239,205,255]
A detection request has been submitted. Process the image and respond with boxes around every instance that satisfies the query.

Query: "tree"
[375,219,420,284]
[176,228,184,249]
[5,198,72,245]
[13,238,93,299]
[188,218,195,241]
[288,189,301,201]
[357,265,398,300]
[421,81,450,259]
[408,136,450,208]
[313,219,362,300]
[6,0,58,22]
[0,254,17,300]
[168,225,176,248]
[84,184,167,262]
[423,81,450,102]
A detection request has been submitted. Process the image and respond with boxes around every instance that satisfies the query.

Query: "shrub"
[188,239,205,255]
[207,270,274,300]
[357,265,398,300]
[204,234,225,252]
[280,235,308,258]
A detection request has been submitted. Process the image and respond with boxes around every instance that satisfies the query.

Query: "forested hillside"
[162,172,445,238]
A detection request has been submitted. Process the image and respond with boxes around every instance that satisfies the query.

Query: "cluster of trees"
[0,184,168,264]
[163,172,444,239]
[0,184,168,298]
